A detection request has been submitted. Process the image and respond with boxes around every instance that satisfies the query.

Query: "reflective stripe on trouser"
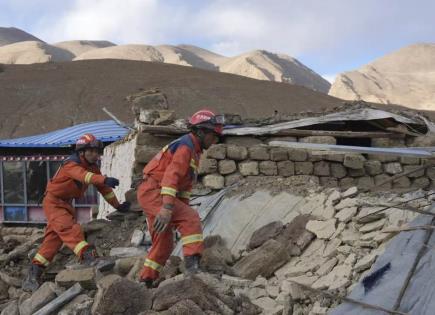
[32,253,50,267]
[34,196,88,265]
[137,179,204,280]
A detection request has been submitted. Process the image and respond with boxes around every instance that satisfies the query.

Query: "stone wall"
[199,139,434,191]
[98,131,434,218]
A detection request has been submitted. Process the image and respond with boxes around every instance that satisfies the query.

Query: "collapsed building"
[1,89,435,314]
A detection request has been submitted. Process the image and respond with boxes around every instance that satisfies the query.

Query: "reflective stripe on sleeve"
[84,172,94,184]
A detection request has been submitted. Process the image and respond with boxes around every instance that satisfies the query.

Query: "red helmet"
[189,109,224,135]
[75,133,103,151]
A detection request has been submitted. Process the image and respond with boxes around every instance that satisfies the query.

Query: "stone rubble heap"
[1,185,432,314]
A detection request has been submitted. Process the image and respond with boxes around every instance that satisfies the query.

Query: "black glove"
[117,201,131,213]
[104,177,119,188]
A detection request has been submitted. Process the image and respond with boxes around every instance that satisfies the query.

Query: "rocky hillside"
[329,43,435,110]
[0,59,341,139]
[0,27,330,93]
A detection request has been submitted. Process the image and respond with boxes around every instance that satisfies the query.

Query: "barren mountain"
[0,27,330,93]
[54,40,116,57]
[329,43,435,110]
[0,27,42,46]
[0,41,74,64]
[220,50,330,93]
[0,59,340,139]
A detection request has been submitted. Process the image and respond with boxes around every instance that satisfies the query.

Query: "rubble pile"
[1,184,433,314]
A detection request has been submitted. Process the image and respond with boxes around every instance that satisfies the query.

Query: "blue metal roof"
[0,120,129,148]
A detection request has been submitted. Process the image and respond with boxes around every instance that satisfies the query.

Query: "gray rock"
[198,158,218,175]
[330,163,347,178]
[55,268,100,290]
[364,160,383,176]
[277,161,295,176]
[259,161,278,175]
[403,165,425,178]
[383,162,403,175]
[343,154,365,169]
[218,160,237,175]
[306,219,337,239]
[295,162,314,175]
[239,161,259,176]
[314,161,330,176]
[226,145,248,160]
[206,144,226,159]
[130,229,144,247]
[249,146,270,160]
[270,148,289,161]
[233,239,290,280]
[225,173,244,186]
[109,247,146,258]
[203,174,225,189]
[19,282,57,315]
[248,221,284,250]
[288,149,307,162]
[374,174,392,189]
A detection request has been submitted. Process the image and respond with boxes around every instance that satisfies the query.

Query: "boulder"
[335,207,358,223]
[403,165,425,178]
[92,277,152,315]
[55,268,100,290]
[233,239,290,280]
[248,221,284,250]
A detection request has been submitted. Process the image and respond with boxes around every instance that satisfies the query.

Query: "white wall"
[98,134,137,218]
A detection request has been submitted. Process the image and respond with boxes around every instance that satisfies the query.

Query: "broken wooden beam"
[32,282,83,315]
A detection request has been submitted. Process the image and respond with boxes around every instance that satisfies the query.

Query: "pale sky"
[1,0,435,81]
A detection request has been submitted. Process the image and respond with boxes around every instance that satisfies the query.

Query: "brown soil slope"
[0,59,341,139]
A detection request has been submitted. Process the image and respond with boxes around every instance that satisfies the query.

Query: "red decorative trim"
[0,155,69,161]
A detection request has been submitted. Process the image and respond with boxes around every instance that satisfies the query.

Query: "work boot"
[22,264,44,292]
[184,254,201,276]
[80,246,114,272]
[140,278,154,289]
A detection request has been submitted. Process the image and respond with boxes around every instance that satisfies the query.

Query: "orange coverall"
[138,133,204,280]
[32,154,119,267]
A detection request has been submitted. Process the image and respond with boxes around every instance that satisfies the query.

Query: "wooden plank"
[266,129,403,138]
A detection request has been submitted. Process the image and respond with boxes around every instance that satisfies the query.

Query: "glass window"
[3,162,25,204]
[4,206,26,221]
[26,161,47,204]
[76,185,98,205]
[49,161,63,179]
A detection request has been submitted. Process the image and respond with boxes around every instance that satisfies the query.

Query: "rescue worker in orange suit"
[137,110,224,288]
[22,133,130,292]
